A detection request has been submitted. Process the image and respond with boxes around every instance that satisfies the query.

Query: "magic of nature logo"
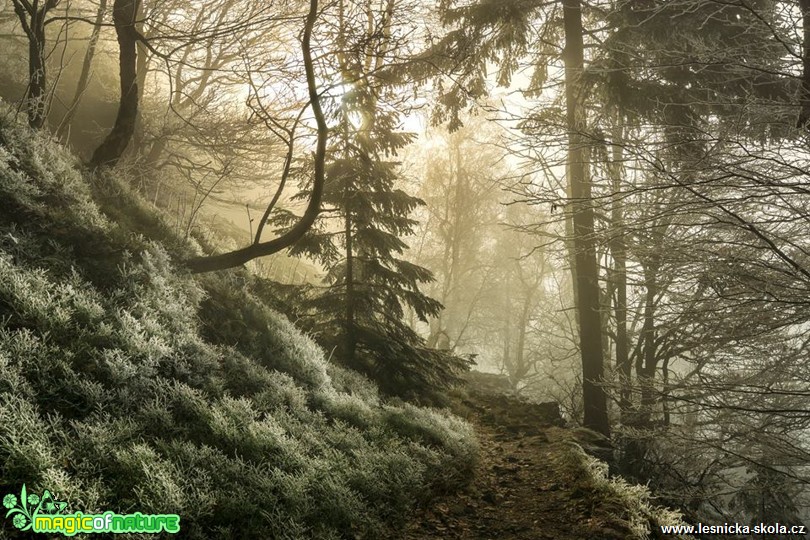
[3,484,180,536]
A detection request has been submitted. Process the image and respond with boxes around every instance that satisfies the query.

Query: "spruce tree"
[272,7,471,398]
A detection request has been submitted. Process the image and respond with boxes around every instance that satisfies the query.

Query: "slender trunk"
[11,0,58,129]
[344,191,357,366]
[133,0,148,150]
[564,184,579,315]
[501,268,512,378]
[563,0,610,437]
[798,0,810,128]
[598,249,611,363]
[609,118,631,412]
[638,263,658,425]
[502,309,512,382]
[28,12,47,130]
[57,0,107,137]
[91,0,141,167]
[337,0,356,366]
[662,357,670,426]
[445,138,465,344]
[512,287,534,389]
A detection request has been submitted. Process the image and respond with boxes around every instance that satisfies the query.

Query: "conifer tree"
[273,0,471,398]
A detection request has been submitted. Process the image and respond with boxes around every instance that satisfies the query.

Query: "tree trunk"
[563,0,610,437]
[28,11,47,130]
[91,0,141,167]
[133,0,148,150]
[798,0,810,128]
[511,287,534,389]
[609,118,631,413]
[637,261,659,426]
[184,0,327,273]
[502,306,512,383]
[11,0,59,130]
[344,189,357,366]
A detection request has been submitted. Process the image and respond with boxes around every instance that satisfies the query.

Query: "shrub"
[0,108,478,539]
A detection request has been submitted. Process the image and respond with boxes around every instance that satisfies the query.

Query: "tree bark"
[27,6,47,130]
[638,262,658,425]
[344,183,357,366]
[563,0,610,437]
[91,0,140,167]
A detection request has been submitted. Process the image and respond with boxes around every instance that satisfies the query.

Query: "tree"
[566,0,810,517]
[9,0,61,129]
[413,0,615,433]
[491,203,550,392]
[270,0,471,398]
[90,0,139,166]
[410,121,502,353]
[797,0,810,128]
[183,0,328,273]
[56,0,107,138]
[126,0,290,214]
[562,0,609,436]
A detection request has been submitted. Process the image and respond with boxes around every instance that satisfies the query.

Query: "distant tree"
[491,204,549,391]
[410,121,502,353]
[797,0,810,128]
[56,0,107,138]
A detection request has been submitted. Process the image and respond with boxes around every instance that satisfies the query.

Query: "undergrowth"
[548,429,694,540]
[0,106,477,539]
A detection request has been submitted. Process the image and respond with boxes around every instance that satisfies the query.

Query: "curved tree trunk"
[90,0,140,167]
[184,0,327,273]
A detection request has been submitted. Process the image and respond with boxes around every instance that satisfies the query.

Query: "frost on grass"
[548,431,695,540]
[0,107,478,539]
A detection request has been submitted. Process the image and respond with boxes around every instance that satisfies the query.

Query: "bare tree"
[184,0,327,273]
[90,0,139,166]
[563,0,609,436]
[55,0,106,138]
[9,0,61,129]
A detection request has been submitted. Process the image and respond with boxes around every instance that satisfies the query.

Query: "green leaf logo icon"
[3,484,34,531]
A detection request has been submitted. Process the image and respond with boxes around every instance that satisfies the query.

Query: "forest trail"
[405,384,644,540]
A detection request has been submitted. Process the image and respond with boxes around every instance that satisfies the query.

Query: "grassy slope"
[0,107,477,539]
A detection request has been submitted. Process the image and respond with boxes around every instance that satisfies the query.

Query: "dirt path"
[405,393,637,540]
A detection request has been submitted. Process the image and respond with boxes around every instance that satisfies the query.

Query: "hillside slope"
[0,107,477,539]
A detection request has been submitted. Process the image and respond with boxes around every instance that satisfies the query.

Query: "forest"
[1,0,809,538]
